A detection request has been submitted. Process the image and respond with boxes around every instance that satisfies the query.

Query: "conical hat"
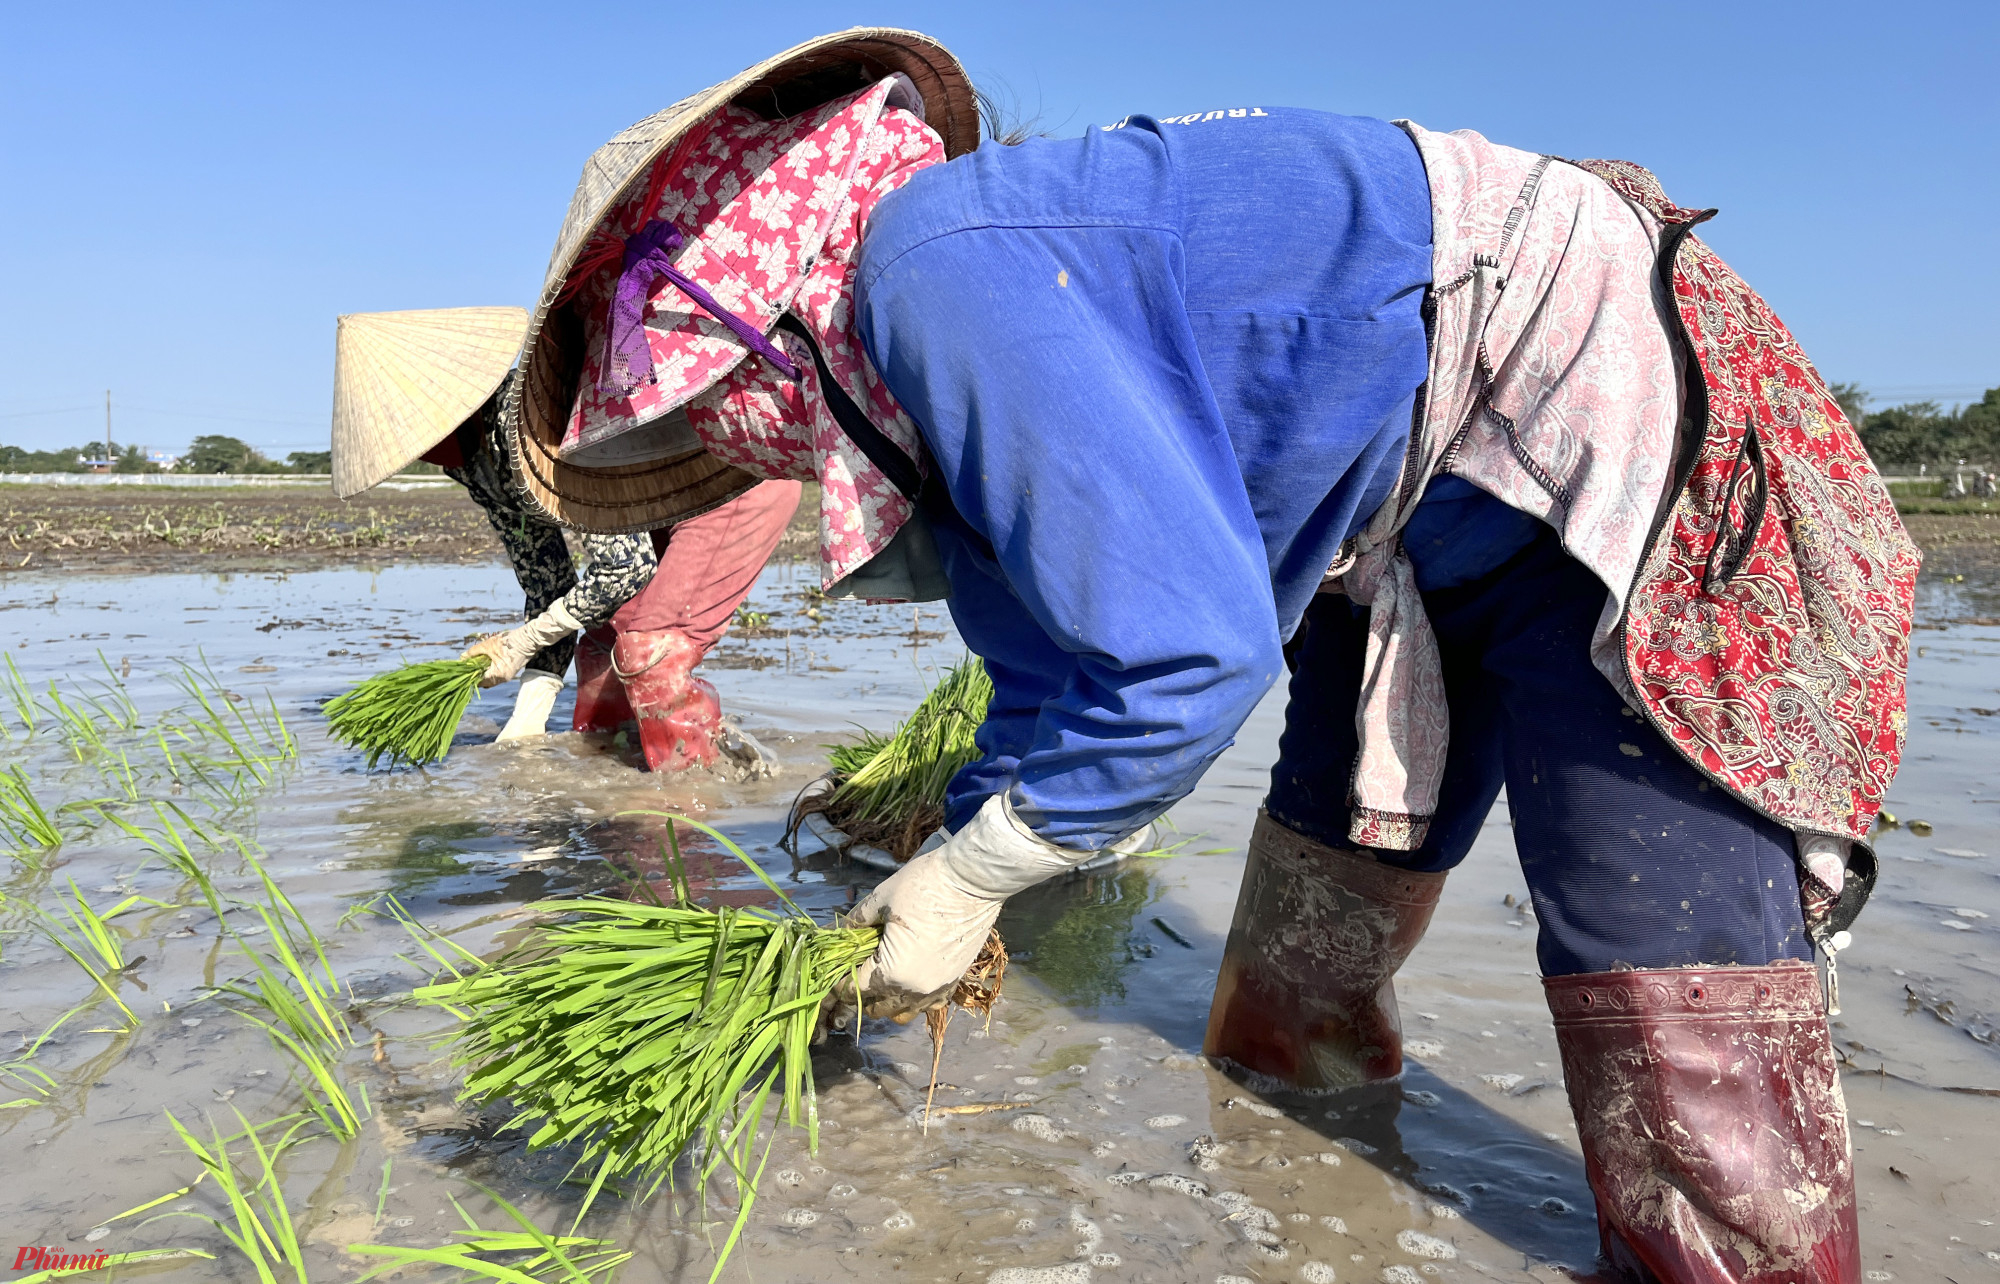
[331,307,528,498]
[509,28,977,533]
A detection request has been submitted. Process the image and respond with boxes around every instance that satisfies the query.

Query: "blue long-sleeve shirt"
[855,108,1433,847]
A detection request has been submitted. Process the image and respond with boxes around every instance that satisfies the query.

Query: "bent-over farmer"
[502,30,1917,1283]
[329,307,798,770]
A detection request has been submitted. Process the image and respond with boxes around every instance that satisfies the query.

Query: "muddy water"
[0,562,1993,1283]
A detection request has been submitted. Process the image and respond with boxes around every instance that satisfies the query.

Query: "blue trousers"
[1265,485,1811,978]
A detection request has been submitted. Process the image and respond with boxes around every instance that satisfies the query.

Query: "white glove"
[841,793,1156,1015]
[497,670,563,742]
[462,600,582,688]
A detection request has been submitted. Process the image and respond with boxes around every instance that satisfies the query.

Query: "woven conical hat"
[331,307,529,498]
[509,28,977,533]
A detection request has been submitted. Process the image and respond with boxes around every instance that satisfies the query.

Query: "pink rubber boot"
[571,626,634,734]
[612,628,722,773]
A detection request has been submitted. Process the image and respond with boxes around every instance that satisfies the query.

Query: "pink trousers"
[573,479,800,769]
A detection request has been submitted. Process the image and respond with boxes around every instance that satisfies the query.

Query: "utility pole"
[104,390,112,465]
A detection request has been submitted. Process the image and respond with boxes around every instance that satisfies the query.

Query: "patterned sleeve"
[444,398,582,678]
[462,483,582,678]
[559,532,659,630]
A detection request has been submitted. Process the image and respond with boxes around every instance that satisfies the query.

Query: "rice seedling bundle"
[323,656,488,767]
[415,894,876,1185]
[414,818,1008,1279]
[795,658,992,861]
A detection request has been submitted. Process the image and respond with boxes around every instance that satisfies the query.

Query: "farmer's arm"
[859,222,1285,849]
[559,532,658,631]
[449,457,584,683]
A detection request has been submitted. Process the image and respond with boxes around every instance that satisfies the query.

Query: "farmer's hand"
[460,601,582,689]
[825,795,1157,1026]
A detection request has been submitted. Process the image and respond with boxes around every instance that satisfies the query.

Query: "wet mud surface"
[0,552,1993,1283]
[0,483,820,575]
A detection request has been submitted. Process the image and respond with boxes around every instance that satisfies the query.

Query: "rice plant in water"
[323,656,489,767]
[170,659,298,790]
[44,682,108,761]
[415,817,887,1279]
[152,1112,313,1284]
[3,653,41,735]
[0,1010,67,1111]
[348,1189,630,1284]
[791,657,992,861]
[0,765,63,858]
[39,879,151,1028]
[207,862,368,1139]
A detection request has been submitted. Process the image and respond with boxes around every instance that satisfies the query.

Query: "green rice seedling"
[165,658,298,796]
[207,863,367,1138]
[378,893,483,982]
[39,879,163,1029]
[348,1189,631,1284]
[152,1111,313,1284]
[3,654,40,735]
[44,682,108,761]
[323,656,490,767]
[0,764,63,856]
[413,817,886,1277]
[44,878,152,973]
[0,1004,78,1110]
[98,801,227,915]
[89,650,141,730]
[0,1057,59,1111]
[103,748,144,803]
[791,657,992,860]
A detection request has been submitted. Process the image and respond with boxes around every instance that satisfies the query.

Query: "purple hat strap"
[597,218,802,396]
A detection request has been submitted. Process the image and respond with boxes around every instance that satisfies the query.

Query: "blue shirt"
[855,108,1433,846]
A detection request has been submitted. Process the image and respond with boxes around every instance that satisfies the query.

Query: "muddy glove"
[461,600,582,689]
[497,670,563,742]
[834,794,1156,1021]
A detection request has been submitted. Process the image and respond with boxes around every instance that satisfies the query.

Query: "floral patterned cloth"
[449,384,656,677]
[1333,125,1916,851]
[560,77,944,586]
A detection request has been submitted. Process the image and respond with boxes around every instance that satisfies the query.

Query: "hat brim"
[331,306,529,499]
[510,28,976,534]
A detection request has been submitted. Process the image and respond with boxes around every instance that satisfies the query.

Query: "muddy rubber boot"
[572,626,634,734]
[1546,962,1860,1284]
[612,628,721,773]
[1203,811,1447,1089]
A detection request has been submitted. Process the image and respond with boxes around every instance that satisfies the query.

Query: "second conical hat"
[331,306,529,498]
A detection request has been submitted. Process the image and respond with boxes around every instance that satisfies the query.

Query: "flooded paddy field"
[0,554,1993,1284]
[0,483,819,575]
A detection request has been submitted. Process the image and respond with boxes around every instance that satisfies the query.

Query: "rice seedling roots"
[788,658,991,864]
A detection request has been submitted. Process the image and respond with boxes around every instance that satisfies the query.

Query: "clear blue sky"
[3,1,1993,458]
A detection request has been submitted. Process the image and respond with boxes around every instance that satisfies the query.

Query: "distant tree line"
[0,441,163,473]
[0,435,332,474]
[1835,383,2000,471]
[7,387,1993,480]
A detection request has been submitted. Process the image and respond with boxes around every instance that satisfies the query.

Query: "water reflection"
[999,862,1159,1010]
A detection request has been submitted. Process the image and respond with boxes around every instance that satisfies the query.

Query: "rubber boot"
[1546,962,1860,1284]
[612,628,721,773]
[1203,811,1447,1089]
[572,626,634,734]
